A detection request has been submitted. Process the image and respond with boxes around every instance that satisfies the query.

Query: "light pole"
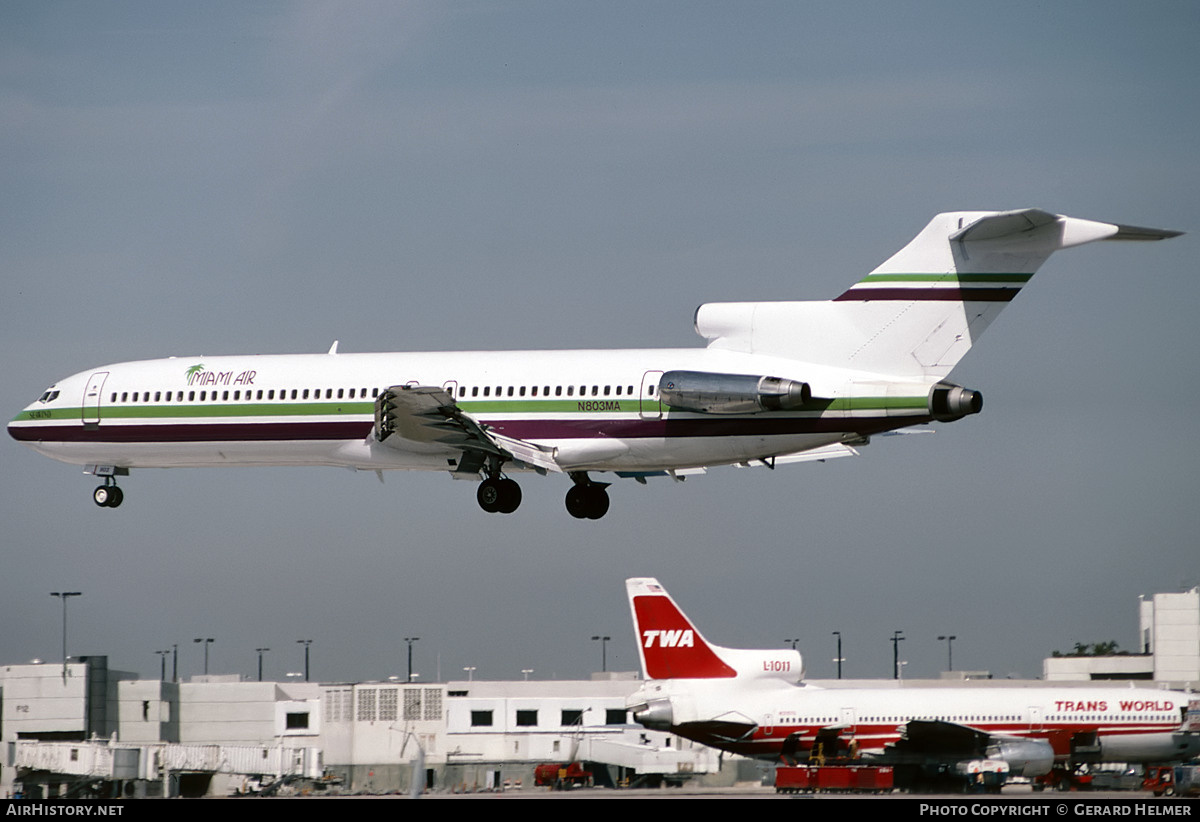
[49,591,82,679]
[463,666,476,682]
[938,635,957,672]
[591,635,611,672]
[155,649,171,681]
[521,668,534,681]
[783,638,800,650]
[172,644,178,682]
[891,631,905,680]
[404,637,420,682]
[832,631,843,679]
[194,637,214,675]
[297,639,312,682]
[256,647,270,682]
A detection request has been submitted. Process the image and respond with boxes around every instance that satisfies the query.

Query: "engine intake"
[927,382,983,422]
[659,370,811,415]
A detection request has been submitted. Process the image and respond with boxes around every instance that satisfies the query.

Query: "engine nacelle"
[659,370,811,415]
[985,737,1054,777]
[632,698,675,731]
[927,382,983,422]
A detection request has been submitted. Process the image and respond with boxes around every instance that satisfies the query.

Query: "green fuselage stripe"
[859,273,1033,284]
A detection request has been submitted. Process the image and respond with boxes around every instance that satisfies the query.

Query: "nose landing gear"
[93,478,124,508]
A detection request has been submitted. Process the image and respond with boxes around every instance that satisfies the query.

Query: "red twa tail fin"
[626,578,804,683]
[626,578,736,680]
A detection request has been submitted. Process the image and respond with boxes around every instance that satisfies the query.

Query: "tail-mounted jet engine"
[659,370,812,415]
[631,698,675,731]
[927,382,983,423]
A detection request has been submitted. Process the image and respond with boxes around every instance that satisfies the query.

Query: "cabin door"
[639,371,663,420]
[82,371,109,425]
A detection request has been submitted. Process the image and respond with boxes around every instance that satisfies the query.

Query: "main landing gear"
[565,472,609,520]
[474,466,613,519]
[92,478,124,508]
[477,476,522,514]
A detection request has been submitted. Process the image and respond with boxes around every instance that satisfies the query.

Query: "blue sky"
[2,1,1197,684]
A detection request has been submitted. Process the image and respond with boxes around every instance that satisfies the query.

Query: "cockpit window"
[36,390,60,403]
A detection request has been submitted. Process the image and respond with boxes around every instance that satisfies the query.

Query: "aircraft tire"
[93,486,111,507]
[566,485,609,519]
[565,486,589,519]
[107,486,124,508]
[477,479,503,513]
[496,478,522,513]
[585,486,610,519]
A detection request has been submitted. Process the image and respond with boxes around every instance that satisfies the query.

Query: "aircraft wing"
[883,719,1054,777]
[887,719,991,759]
[731,443,862,470]
[374,385,563,474]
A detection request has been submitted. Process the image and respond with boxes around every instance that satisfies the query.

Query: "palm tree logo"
[185,363,205,384]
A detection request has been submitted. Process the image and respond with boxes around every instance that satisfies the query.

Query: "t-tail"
[696,209,1181,380]
[627,577,803,682]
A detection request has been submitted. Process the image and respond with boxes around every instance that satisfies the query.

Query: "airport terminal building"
[0,662,725,797]
[4,587,1196,797]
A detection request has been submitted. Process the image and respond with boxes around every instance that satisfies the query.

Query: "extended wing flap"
[375,385,563,474]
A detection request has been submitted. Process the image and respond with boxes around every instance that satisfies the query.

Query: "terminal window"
[286,712,309,730]
[516,710,538,727]
[471,710,493,727]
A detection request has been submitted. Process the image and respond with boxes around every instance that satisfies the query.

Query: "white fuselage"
[9,347,932,475]
[633,676,1200,764]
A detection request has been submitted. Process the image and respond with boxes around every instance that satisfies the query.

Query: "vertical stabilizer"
[627,577,736,679]
[627,578,803,682]
[695,210,1181,380]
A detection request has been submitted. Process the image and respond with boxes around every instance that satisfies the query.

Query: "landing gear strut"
[565,472,610,519]
[93,478,124,508]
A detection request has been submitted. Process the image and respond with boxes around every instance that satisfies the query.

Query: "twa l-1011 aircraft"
[625,578,1200,788]
[9,210,1180,518]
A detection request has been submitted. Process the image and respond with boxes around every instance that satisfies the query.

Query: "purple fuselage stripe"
[9,415,928,444]
[834,287,1020,302]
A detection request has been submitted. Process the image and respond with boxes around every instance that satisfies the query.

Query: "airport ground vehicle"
[1143,765,1177,796]
[1144,765,1200,797]
[775,764,893,794]
[533,762,593,789]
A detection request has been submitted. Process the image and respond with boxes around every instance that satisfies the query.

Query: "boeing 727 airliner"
[8,209,1180,518]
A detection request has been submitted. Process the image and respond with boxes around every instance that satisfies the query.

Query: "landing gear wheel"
[495,478,522,513]
[565,484,609,519]
[93,484,123,508]
[477,478,503,513]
